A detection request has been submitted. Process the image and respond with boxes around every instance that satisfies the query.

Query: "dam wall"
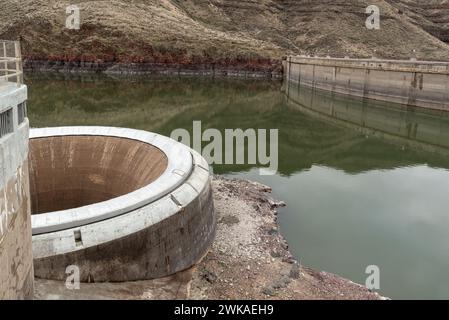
[285,56,449,111]
[0,40,33,299]
[0,84,33,299]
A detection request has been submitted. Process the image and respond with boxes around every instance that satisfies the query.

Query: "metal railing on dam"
[0,40,23,85]
[285,56,449,112]
[31,127,216,282]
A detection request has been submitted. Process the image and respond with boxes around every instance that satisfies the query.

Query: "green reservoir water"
[26,74,449,300]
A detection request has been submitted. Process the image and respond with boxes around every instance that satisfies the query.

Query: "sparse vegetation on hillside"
[2,0,449,63]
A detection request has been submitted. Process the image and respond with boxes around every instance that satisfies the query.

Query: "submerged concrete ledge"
[285,56,449,111]
[31,127,216,282]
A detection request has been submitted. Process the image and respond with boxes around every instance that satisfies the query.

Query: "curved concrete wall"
[286,56,449,111]
[29,135,168,214]
[31,127,216,282]
[0,83,33,299]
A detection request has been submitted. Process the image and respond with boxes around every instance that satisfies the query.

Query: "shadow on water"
[27,73,449,299]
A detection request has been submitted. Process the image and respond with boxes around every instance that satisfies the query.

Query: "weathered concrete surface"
[31,128,216,282]
[286,56,449,111]
[0,162,34,299]
[29,136,167,214]
[33,178,215,282]
[30,127,194,235]
[34,176,382,300]
[0,83,33,299]
[34,270,193,300]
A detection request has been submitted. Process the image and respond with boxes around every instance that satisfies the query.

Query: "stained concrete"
[286,56,449,111]
[30,127,194,235]
[0,162,34,299]
[29,136,168,214]
[0,83,33,299]
[31,127,216,282]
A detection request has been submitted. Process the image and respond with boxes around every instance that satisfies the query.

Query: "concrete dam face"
[30,127,216,282]
[285,56,449,112]
[0,40,34,299]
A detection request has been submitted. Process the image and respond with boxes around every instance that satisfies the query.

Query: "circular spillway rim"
[31,126,193,235]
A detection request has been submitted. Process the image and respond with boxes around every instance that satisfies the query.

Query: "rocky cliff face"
[2,0,449,66]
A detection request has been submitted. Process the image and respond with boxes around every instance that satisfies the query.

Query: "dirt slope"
[2,0,449,64]
[387,0,449,43]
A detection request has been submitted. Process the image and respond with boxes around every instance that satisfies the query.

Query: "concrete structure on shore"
[31,127,215,282]
[285,56,449,111]
[0,40,34,299]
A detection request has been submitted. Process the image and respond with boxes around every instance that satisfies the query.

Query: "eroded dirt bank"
[34,176,382,300]
[23,58,283,79]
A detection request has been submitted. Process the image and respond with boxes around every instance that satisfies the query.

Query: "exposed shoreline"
[34,176,383,300]
[23,59,283,79]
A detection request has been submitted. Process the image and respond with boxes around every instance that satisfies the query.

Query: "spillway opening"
[29,135,168,214]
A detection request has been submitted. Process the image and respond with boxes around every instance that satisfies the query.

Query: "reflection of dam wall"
[286,80,449,153]
[286,56,449,111]
[0,84,33,299]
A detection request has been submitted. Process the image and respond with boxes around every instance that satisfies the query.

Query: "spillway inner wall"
[29,136,168,214]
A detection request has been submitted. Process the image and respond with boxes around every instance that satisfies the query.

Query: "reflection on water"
[286,81,449,153]
[27,74,449,299]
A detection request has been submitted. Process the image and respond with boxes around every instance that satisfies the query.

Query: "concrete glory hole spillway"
[29,127,216,282]
[29,135,168,214]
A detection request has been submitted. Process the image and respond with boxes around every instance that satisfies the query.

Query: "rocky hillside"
[387,0,449,43]
[2,0,449,67]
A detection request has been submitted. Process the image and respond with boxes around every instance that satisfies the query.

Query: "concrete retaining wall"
[0,84,33,299]
[285,56,449,111]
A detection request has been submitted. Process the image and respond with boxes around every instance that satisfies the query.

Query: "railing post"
[0,41,23,85]
[14,41,22,85]
[2,41,6,81]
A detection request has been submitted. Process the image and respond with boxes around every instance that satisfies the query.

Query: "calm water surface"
[26,74,449,299]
